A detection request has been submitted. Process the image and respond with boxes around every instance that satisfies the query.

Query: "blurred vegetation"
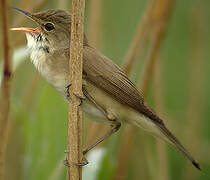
[0,0,210,179]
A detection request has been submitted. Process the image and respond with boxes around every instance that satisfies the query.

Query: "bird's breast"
[30,48,69,97]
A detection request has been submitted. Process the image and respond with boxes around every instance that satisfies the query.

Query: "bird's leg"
[74,93,86,100]
[83,122,121,155]
[82,88,121,155]
[64,87,121,166]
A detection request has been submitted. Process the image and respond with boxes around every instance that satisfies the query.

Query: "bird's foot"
[63,150,88,166]
[73,93,85,100]
[73,93,86,105]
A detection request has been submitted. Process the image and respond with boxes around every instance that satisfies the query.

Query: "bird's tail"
[156,122,201,170]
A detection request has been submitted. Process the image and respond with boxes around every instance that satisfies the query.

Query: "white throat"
[25,32,49,72]
[25,32,47,50]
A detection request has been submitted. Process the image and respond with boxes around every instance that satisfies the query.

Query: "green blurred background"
[1,0,210,179]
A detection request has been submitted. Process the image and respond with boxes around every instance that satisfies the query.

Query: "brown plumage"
[82,45,201,170]
[12,8,201,170]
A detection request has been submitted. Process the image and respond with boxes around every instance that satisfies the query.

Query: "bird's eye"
[44,23,55,31]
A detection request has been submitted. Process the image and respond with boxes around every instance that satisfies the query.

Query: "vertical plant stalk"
[153,57,169,180]
[88,0,102,48]
[111,126,136,180]
[140,0,174,96]
[183,6,204,180]
[112,0,155,175]
[49,157,66,180]
[113,0,175,179]
[0,0,12,179]
[121,0,156,75]
[67,0,85,179]
[58,0,68,9]
[138,1,174,179]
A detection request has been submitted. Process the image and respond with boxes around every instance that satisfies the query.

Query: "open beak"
[12,7,36,21]
[10,27,40,33]
[11,8,40,33]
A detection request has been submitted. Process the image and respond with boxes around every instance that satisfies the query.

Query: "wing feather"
[82,46,201,169]
[83,46,162,124]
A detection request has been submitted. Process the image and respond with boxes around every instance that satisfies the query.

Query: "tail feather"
[157,122,201,170]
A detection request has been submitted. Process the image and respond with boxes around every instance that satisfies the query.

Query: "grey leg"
[83,87,121,155]
[83,122,121,155]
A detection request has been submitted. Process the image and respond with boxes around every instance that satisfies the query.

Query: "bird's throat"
[25,32,50,74]
[25,32,50,53]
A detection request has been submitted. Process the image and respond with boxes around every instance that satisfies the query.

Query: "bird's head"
[11,8,72,52]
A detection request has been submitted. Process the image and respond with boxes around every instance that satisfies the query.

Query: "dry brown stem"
[58,0,69,9]
[140,0,174,96]
[111,126,136,180]
[138,1,174,179]
[88,0,102,48]
[153,57,169,180]
[121,0,156,76]
[183,6,204,180]
[113,0,175,179]
[112,0,157,177]
[49,156,65,180]
[0,0,12,179]
[66,0,85,179]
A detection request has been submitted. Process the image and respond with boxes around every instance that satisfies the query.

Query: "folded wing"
[83,45,162,124]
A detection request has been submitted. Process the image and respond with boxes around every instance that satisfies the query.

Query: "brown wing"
[83,45,162,124]
[82,46,202,170]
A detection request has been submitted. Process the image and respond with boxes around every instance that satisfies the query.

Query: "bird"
[11,8,201,170]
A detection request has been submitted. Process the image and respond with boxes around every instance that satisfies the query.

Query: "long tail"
[156,122,201,170]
